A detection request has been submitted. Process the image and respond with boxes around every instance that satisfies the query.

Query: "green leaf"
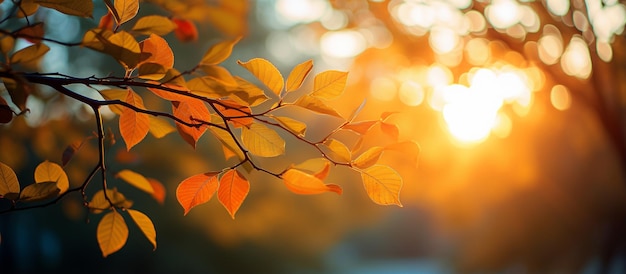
[360,165,402,206]
[241,123,285,157]
[97,211,129,258]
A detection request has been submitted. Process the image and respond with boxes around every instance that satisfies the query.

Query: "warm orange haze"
[1,0,625,273]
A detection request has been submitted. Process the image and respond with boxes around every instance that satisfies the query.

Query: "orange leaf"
[285,59,313,92]
[214,100,253,128]
[237,58,284,96]
[112,0,139,26]
[15,22,44,44]
[147,84,190,102]
[139,34,174,69]
[172,100,210,148]
[360,165,402,206]
[98,11,114,30]
[176,172,220,215]
[380,122,399,140]
[342,121,377,135]
[119,90,150,151]
[173,18,198,42]
[311,70,348,99]
[97,211,129,258]
[218,169,249,219]
[282,169,342,195]
[148,178,166,204]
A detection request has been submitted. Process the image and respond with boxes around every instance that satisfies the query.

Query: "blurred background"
[1,0,626,273]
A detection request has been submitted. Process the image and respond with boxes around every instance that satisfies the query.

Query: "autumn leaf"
[218,169,249,219]
[272,115,306,137]
[17,1,39,17]
[176,172,220,215]
[214,100,253,128]
[61,140,82,166]
[352,146,384,169]
[89,188,133,214]
[201,65,238,87]
[241,123,285,157]
[323,139,351,163]
[99,89,126,114]
[310,70,348,100]
[0,34,15,54]
[15,22,44,44]
[131,15,176,36]
[282,169,342,195]
[201,37,241,66]
[148,116,175,139]
[386,141,421,166]
[10,43,49,65]
[237,58,284,96]
[106,31,141,69]
[19,182,60,202]
[172,100,210,148]
[97,211,129,258]
[98,11,114,30]
[1,76,31,111]
[34,161,69,194]
[0,97,13,124]
[148,178,166,204]
[294,95,342,118]
[294,158,331,179]
[209,128,245,161]
[380,122,399,140]
[342,121,378,135]
[112,0,139,26]
[139,34,174,69]
[147,84,190,102]
[360,165,402,207]
[119,90,150,151]
[285,59,313,92]
[231,77,269,106]
[127,209,157,250]
[172,18,198,42]
[0,162,20,200]
[34,0,94,17]
[116,169,154,194]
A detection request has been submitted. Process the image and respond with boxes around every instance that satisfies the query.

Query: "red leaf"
[173,18,198,42]
[176,172,220,215]
[148,178,166,204]
[98,11,114,30]
[218,169,249,219]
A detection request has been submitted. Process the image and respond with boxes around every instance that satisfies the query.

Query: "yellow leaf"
[17,0,39,17]
[201,37,241,65]
[323,139,351,163]
[237,58,284,96]
[34,161,69,194]
[342,120,377,135]
[187,77,227,99]
[99,89,126,114]
[107,31,141,69]
[116,169,154,194]
[241,123,285,157]
[311,70,348,100]
[89,188,133,214]
[10,43,49,65]
[201,65,237,87]
[360,165,402,207]
[119,90,150,150]
[209,128,245,160]
[273,116,306,137]
[113,0,139,25]
[160,68,187,87]
[0,162,20,200]
[131,15,176,36]
[137,63,167,80]
[231,77,269,106]
[176,172,220,215]
[353,146,384,169]
[282,169,341,195]
[218,169,249,219]
[97,211,129,258]
[19,182,59,202]
[82,28,114,52]
[285,59,313,92]
[34,0,93,17]
[294,95,342,118]
[148,116,175,138]
[294,158,330,174]
[127,209,157,250]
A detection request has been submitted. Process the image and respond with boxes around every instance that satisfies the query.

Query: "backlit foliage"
[0,0,418,257]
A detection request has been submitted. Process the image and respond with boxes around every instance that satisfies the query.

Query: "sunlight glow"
[275,0,329,24]
[320,30,367,58]
[398,81,425,106]
[561,36,591,79]
[370,77,398,101]
[485,0,521,29]
[550,84,571,110]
